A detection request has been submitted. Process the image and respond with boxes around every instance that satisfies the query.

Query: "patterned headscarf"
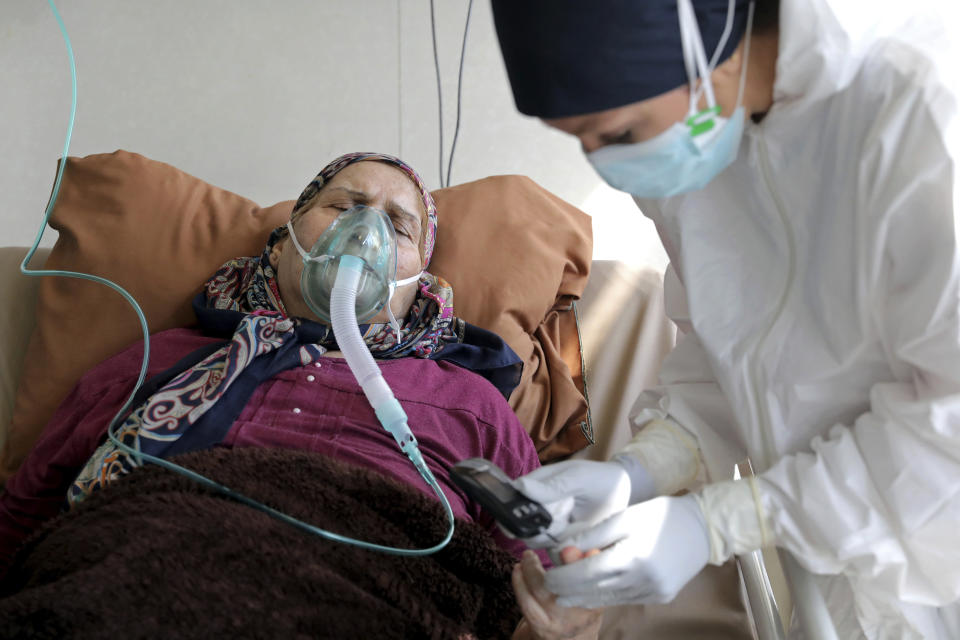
[202,152,460,360]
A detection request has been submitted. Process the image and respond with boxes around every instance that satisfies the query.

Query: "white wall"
[2,0,665,269]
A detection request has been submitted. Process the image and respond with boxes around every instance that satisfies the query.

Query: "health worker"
[490,0,960,638]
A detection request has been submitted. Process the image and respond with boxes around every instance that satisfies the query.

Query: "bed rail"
[734,460,839,640]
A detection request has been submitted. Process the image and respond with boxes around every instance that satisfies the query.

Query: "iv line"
[429,0,474,188]
[25,0,454,557]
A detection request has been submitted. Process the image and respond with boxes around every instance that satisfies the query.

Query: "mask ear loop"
[384,271,423,335]
[286,221,311,261]
[734,2,755,110]
[683,0,749,112]
[708,0,737,70]
[678,0,700,114]
[287,220,338,269]
[679,0,753,140]
[680,0,734,110]
[678,0,717,116]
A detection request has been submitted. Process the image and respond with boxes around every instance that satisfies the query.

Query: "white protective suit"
[619,0,960,638]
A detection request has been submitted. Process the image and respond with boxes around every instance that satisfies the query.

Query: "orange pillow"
[2,150,592,482]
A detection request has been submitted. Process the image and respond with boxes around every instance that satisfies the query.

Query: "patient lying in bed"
[0,153,601,640]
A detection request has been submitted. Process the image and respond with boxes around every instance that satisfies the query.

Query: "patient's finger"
[512,562,551,628]
[560,546,601,564]
[520,550,555,604]
[560,546,584,564]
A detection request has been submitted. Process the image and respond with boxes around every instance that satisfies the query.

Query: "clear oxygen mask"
[286,205,420,331]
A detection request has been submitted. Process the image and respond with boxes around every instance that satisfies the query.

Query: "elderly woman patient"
[0,153,601,640]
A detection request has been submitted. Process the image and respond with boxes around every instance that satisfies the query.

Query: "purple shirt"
[0,328,545,572]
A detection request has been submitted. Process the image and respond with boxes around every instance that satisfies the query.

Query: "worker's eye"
[604,130,634,146]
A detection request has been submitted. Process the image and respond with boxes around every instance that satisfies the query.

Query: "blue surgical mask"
[588,106,746,198]
[587,0,754,199]
[286,205,421,333]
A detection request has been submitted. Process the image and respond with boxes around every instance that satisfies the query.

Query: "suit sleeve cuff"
[616,418,704,496]
[694,478,775,565]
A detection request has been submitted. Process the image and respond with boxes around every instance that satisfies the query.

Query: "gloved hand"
[543,494,711,608]
[509,457,656,548]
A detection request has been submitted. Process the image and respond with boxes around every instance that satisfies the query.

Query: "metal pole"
[734,460,840,640]
[780,551,840,640]
[734,461,788,640]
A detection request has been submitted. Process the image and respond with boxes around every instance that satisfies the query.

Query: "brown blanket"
[0,448,522,639]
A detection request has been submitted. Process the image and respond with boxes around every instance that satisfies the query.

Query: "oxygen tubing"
[330,256,456,547]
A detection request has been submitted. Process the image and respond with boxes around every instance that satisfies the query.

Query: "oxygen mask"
[286,205,421,333]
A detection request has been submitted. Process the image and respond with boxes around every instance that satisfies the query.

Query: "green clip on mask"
[286,205,421,333]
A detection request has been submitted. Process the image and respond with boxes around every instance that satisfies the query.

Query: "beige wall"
[2,0,665,270]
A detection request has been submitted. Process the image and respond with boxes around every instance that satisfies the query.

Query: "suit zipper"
[751,132,797,468]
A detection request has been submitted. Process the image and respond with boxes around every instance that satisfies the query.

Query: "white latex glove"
[510,458,655,548]
[543,494,710,608]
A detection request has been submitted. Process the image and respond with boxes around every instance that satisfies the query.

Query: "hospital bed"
[0,151,801,638]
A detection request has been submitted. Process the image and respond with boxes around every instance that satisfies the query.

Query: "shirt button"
[306,375,316,382]
[292,408,302,414]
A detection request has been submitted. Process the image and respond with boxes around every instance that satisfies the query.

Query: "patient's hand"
[511,549,603,640]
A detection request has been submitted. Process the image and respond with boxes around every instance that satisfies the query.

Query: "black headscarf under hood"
[491,0,752,119]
